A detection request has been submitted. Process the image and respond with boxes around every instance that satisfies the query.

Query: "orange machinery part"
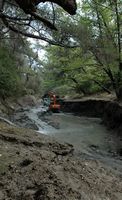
[49,94,61,110]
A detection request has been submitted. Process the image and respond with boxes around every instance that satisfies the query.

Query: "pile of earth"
[0,122,122,200]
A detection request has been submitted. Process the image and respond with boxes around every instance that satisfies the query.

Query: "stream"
[13,104,122,172]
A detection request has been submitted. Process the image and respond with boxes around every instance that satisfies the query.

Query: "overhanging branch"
[2,17,79,48]
[0,12,30,21]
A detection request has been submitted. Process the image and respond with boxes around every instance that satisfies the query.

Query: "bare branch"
[2,16,78,48]
[0,12,30,21]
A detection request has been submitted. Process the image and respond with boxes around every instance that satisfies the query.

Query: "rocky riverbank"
[0,95,41,117]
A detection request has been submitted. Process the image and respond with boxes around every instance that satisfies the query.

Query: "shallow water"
[27,106,116,153]
[26,105,122,172]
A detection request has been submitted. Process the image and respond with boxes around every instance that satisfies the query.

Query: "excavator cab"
[42,92,61,112]
[49,94,61,112]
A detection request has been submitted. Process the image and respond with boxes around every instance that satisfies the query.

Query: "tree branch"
[0,12,30,21]
[93,79,111,94]
[1,17,78,48]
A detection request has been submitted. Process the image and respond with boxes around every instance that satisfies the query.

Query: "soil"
[0,122,122,200]
[0,94,122,199]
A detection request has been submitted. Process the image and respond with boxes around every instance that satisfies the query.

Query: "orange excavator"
[42,92,61,112]
[48,93,61,112]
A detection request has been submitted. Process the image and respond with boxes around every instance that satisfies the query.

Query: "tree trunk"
[0,0,4,11]
[116,87,122,100]
[93,80,111,94]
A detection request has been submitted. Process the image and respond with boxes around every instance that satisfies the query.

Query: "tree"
[0,20,45,98]
[42,0,122,99]
[0,0,77,46]
[0,45,21,98]
[42,45,111,95]
[79,0,122,99]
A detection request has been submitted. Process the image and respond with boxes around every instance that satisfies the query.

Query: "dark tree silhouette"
[0,0,77,45]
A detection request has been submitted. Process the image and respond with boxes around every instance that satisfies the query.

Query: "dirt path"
[0,122,122,200]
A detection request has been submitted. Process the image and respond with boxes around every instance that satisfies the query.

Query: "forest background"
[0,0,122,100]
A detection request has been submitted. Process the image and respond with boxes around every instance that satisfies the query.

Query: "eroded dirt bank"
[0,96,122,199]
[61,99,122,136]
[0,122,122,200]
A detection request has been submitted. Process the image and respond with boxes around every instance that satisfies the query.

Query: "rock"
[17,95,37,107]
[89,144,99,150]
[20,159,33,167]
[0,116,14,126]
[51,143,74,156]
[0,191,4,199]
[25,122,39,130]
[13,114,39,130]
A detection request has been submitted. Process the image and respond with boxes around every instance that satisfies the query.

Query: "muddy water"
[39,114,112,151]
[26,106,122,171]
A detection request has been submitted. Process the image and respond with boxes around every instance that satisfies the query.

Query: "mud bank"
[61,99,122,136]
[0,122,122,200]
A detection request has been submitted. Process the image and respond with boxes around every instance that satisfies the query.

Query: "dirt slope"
[0,122,122,200]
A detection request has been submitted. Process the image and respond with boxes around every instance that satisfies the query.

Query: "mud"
[61,99,122,138]
[11,104,122,170]
[0,97,122,200]
[0,122,122,200]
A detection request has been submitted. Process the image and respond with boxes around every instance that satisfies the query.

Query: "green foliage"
[0,34,44,98]
[0,0,122,99]
[0,46,21,98]
[42,0,122,99]
[42,43,111,95]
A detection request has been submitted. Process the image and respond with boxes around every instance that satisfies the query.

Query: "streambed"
[13,105,122,172]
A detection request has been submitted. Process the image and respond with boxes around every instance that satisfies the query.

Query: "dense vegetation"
[0,0,122,100]
[0,34,43,98]
[43,0,122,99]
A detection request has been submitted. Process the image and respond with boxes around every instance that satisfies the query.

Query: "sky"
[28,0,81,61]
